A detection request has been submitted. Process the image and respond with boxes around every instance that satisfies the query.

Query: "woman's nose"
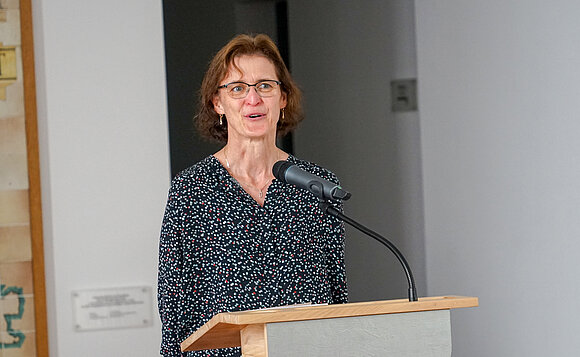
[244,87,262,104]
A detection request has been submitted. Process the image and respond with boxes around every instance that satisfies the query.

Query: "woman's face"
[213,55,287,143]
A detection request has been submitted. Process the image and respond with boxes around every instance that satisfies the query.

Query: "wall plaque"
[71,286,153,332]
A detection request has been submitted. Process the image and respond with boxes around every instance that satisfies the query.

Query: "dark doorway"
[162,1,293,177]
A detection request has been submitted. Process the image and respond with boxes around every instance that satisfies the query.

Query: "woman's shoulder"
[287,155,340,184]
[170,155,222,187]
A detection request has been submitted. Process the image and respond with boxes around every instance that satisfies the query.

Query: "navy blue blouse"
[157,155,348,356]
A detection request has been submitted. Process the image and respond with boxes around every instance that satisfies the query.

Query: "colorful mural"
[1,285,26,349]
[0,0,42,355]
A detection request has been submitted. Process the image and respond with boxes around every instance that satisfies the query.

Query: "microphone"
[273,160,418,302]
[272,161,351,202]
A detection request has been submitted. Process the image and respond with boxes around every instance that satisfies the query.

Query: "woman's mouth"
[247,113,264,119]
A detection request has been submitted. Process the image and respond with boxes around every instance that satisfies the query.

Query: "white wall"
[32,0,170,355]
[415,0,580,355]
[288,0,425,302]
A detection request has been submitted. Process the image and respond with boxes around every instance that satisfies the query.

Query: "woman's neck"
[219,140,287,184]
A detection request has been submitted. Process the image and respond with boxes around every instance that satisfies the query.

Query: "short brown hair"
[196,33,303,143]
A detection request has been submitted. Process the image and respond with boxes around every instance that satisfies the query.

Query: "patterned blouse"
[157,155,348,356]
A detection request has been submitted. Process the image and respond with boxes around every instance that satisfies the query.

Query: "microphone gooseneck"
[319,201,418,302]
[273,160,418,302]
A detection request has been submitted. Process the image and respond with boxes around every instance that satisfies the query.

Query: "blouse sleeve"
[326,200,349,304]
[158,178,187,356]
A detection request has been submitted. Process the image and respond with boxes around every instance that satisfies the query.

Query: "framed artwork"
[0,0,49,355]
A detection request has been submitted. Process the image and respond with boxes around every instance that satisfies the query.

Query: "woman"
[158,34,348,356]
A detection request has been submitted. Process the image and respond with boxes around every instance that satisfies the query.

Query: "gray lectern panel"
[266,310,451,356]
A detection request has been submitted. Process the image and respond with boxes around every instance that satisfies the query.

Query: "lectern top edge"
[181,295,478,352]
[221,295,477,324]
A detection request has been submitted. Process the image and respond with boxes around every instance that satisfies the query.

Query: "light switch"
[390,79,417,112]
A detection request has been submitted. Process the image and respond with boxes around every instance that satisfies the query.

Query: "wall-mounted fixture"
[391,79,417,112]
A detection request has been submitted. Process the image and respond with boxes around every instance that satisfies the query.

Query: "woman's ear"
[212,95,224,115]
[280,91,287,109]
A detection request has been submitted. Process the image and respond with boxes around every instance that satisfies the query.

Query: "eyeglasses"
[218,80,282,99]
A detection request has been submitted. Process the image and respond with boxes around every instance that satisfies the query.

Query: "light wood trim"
[181,296,478,352]
[20,0,49,355]
[240,324,268,357]
[182,323,246,351]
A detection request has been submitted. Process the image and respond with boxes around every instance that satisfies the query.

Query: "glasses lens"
[227,83,249,99]
[255,81,279,96]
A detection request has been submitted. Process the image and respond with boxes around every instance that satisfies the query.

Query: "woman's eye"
[258,82,273,90]
[231,85,245,93]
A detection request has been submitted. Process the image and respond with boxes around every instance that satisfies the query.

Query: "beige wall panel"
[0,225,32,262]
[0,40,24,114]
[4,295,36,333]
[0,75,24,115]
[0,293,36,339]
[0,260,34,294]
[0,154,28,190]
[0,117,28,190]
[0,117,26,149]
[0,189,29,225]
[2,332,37,357]
[0,9,21,43]
[1,0,21,9]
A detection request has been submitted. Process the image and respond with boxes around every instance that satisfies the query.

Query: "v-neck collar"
[209,154,294,208]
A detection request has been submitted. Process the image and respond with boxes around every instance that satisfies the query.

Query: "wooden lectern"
[181,296,478,356]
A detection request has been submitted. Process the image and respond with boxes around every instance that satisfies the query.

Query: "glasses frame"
[217,80,282,99]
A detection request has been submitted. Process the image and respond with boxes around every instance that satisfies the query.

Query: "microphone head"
[272,160,293,182]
